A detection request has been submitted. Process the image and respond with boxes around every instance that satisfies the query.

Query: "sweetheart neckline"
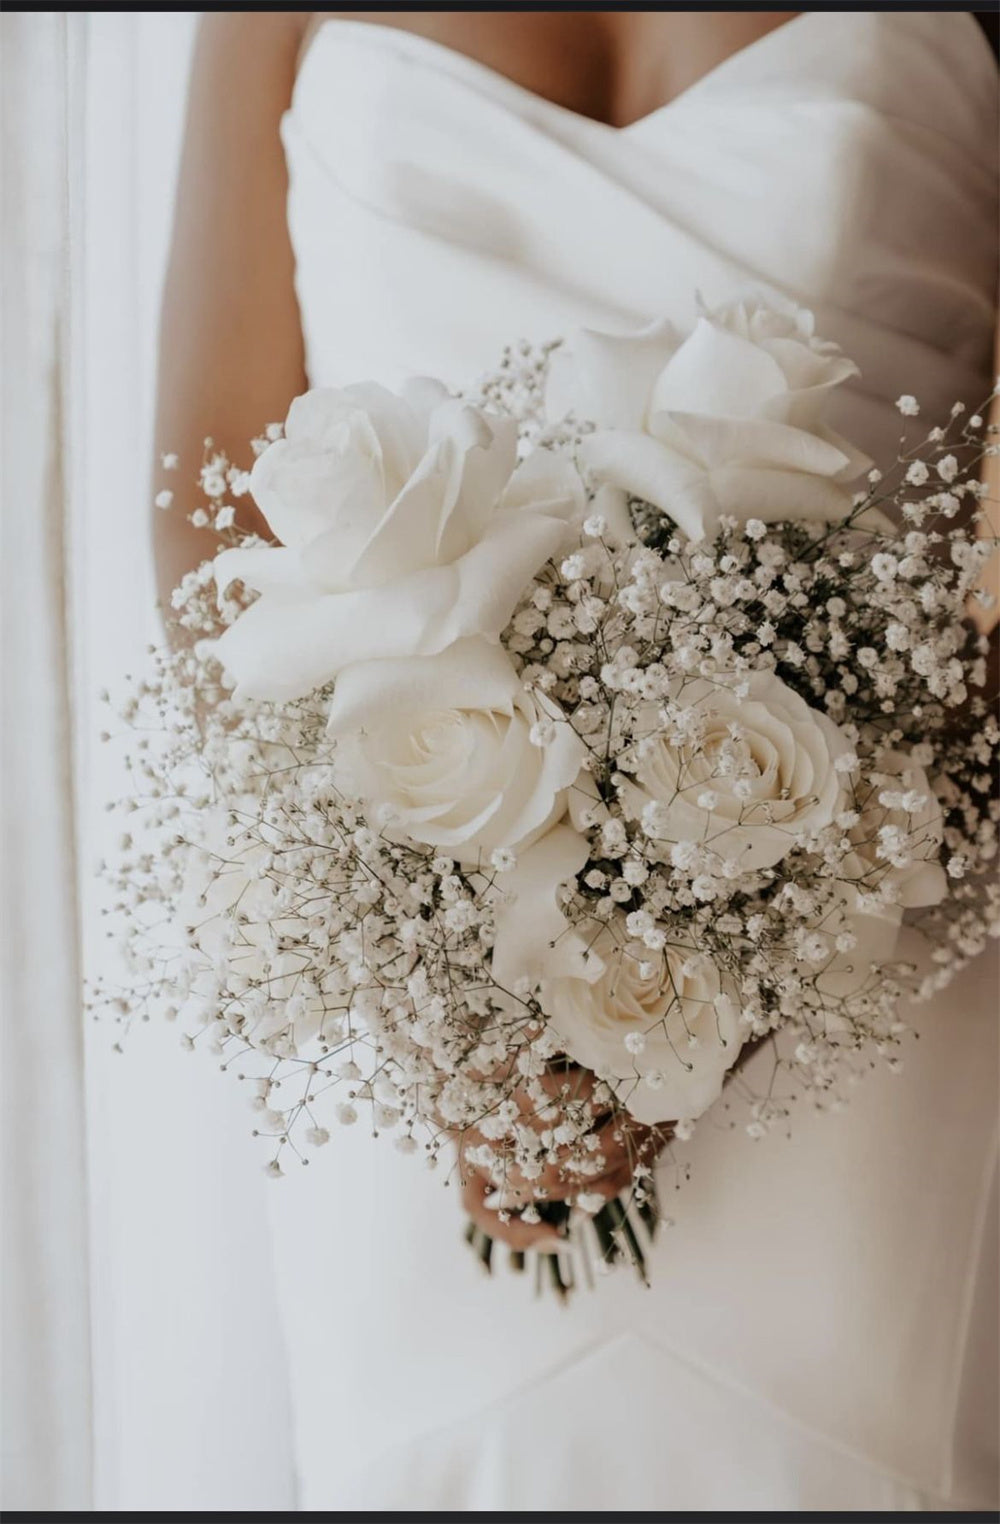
[292,12,819,135]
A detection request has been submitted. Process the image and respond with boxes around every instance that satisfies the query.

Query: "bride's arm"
[969,319,1000,639]
[152,12,309,616]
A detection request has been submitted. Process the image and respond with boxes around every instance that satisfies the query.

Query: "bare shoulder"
[154,11,312,604]
[197,10,310,61]
[184,12,311,133]
[189,11,310,108]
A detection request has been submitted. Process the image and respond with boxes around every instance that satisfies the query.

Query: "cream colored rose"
[539,923,744,1124]
[548,295,870,542]
[213,381,582,699]
[622,671,852,873]
[326,639,585,865]
[844,750,946,909]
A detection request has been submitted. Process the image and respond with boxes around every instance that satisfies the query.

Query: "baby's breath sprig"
[94,350,999,1302]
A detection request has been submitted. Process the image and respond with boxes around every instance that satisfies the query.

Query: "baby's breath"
[95,349,999,1274]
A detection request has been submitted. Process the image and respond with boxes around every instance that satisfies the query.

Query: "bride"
[154,11,999,1511]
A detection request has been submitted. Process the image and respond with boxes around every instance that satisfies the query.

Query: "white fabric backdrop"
[3,13,295,1510]
[2,14,92,1508]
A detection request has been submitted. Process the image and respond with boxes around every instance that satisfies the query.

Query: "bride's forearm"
[151,13,308,625]
[953,325,999,748]
[967,324,1000,640]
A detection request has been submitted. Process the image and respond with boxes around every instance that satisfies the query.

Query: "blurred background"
[2,14,296,1509]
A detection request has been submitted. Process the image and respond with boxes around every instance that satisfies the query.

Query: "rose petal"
[590,483,638,548]
[490,825,596,990]
[760,336,857,396]
[346,442,461,588]
[546,318,681,431]
[580,430,716,541]
[326,639,522,735]
[652,413,856,478]
[710,463,855,524]
[898,862,948,909]
[439,508,573,637]
[214,545,311,601]
[336,722,509,847]
[250,394,387,550]
[329,641,583,861]
[610,996,743,1125]
[814,905,903,1007]
[342,380,434,490]
[430,403,518,556]
[648,318,789,419]
[538,925,744,1125]
[818,424,873,483]
[213,509,570,699]
[500,447,585,524]
[485,702,583,853]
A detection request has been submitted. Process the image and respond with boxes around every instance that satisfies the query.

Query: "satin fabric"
[266,13,999,1510]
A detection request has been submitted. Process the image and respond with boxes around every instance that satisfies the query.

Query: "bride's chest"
[288,16,994,295]
[295,12,800,131]
[283,12,996,454]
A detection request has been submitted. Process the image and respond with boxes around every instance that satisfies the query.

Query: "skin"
[153,12,999,1249]
[974,380,1000,639]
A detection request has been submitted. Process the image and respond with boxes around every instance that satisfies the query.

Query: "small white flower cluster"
[94,582,613,1188]
[95,299,998,1260]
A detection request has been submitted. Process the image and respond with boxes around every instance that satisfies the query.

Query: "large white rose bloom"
[548,295,870,542]
[540,924,744,1125]
[213,381,583,698]
[326,639,585,865]
[618,671,852,873]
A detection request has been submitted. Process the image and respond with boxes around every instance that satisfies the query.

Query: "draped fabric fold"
[1,13,93,1509]
[3,15,296,1510]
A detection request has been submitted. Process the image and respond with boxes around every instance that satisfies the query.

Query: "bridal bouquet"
[97,295,999,1297]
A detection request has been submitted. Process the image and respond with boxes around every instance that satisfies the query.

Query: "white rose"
[539,923,744,1124]
[548,295,870,542]
[213,381,583,699]
[326,639,585,865]
[844,751,947,909]
[620,671,851,873]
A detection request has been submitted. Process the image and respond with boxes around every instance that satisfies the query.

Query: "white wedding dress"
[264,12,999,1510]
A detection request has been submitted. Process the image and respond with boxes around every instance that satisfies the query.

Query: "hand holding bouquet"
[97,294,999,1297]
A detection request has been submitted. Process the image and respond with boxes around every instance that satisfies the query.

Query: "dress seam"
[332,1313,966,1510]
[635,1322,945,1508]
